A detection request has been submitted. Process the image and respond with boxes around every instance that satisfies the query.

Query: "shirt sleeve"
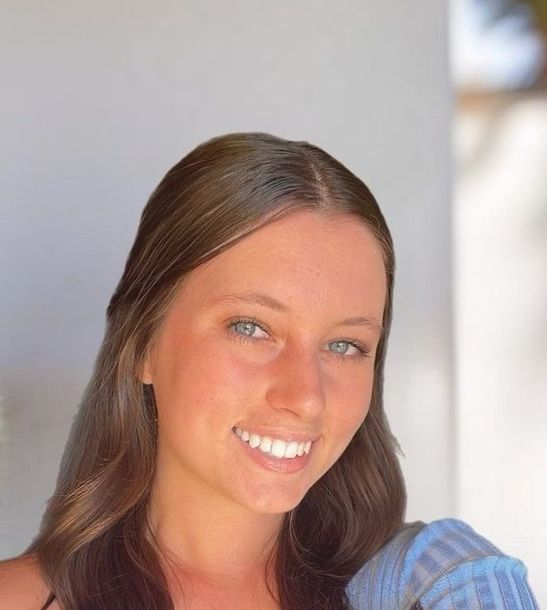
[396,518,540,610]
[345,518,540,610]
[416,555,539,610]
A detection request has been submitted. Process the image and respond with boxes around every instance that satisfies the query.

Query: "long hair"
[28,132,406,609]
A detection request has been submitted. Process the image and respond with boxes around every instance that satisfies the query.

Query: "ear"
[140,351,154,385]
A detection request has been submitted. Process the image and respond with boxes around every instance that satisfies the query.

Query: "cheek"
[318,383,373,478]
[329,375,374,436]
[154,337,260,426]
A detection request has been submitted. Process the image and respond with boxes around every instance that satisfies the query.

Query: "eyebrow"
[209,291,383,332]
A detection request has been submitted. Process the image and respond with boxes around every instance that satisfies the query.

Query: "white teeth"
[249,434,261,449]
[285,441,298,459]
[271,439,287,458]
[234,427,313,460]
[259,437,272,453]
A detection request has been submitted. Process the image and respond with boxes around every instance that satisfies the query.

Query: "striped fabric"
[345,518,539,609]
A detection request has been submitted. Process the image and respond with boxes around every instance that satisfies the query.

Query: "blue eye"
[227,318,370,361]
[233,321,257,336]
[228,318,268,340]
[330,341,351,354]
[328,340,370,360]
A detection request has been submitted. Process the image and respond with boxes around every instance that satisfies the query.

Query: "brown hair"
[28,132,406,609]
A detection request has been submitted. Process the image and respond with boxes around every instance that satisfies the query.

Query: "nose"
[264,341,326,419]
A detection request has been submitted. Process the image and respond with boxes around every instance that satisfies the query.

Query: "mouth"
[232,426,313,460]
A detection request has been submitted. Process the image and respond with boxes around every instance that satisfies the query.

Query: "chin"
[240,482,311,515]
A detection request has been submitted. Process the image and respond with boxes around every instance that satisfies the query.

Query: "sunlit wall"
[452,0,547,604]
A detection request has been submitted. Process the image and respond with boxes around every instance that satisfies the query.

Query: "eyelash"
[226,316,371,362]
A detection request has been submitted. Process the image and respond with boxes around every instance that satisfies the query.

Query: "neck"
[147,465,284,582]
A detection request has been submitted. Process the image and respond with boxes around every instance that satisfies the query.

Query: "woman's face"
[144,210,386,515]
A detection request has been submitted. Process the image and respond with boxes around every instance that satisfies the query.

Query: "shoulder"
[346,518,539,610]
[397,518,538,608]
[0,554,56,610]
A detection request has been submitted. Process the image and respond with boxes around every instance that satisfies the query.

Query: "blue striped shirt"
[346,518,539,609]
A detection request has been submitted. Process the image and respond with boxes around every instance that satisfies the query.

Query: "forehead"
[173,211,387,322]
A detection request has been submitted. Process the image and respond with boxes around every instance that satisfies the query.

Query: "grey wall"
[0,1,452,557]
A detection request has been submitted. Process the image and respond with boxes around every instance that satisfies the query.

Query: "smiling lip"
[232,426,317,473]
[233,426,314,459]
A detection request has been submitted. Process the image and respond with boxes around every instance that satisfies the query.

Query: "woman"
[0,132,538,609]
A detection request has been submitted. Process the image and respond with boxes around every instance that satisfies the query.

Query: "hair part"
[29,132,406,610]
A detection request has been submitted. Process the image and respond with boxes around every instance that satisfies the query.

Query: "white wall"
[0,1,452,557]
[455,94,547,606]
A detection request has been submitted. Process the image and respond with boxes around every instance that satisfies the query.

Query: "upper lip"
[232,425,319,443]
